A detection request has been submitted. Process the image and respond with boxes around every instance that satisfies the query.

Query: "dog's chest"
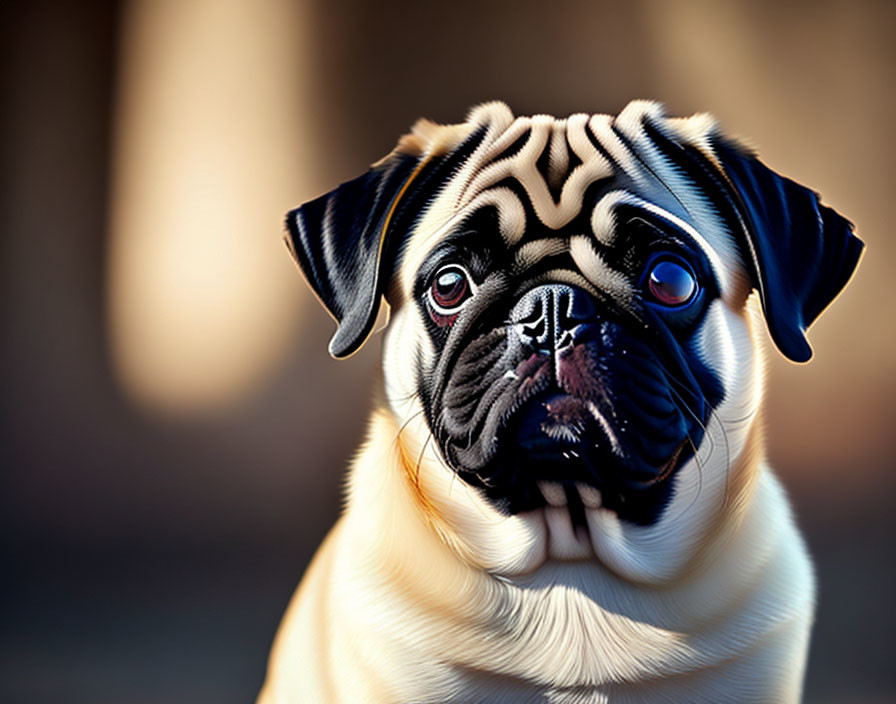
[382,539,812,704]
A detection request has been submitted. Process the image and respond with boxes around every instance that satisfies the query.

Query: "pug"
[257,101,863,703]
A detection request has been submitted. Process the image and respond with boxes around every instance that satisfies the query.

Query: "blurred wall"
[2,1,894,702]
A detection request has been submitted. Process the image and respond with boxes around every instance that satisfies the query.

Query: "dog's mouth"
[437,319,715,527]
[515,392,685,486]
[455,388,692,527]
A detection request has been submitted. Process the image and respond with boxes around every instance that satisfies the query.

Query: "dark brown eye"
[647,259,697,307]
[429,265,474,313]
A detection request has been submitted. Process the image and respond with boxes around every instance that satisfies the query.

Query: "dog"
[258,101,863,703]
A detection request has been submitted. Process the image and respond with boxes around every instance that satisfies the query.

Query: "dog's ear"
[285,153,420,358]
[286,118,491,359]
[710,137,864,362]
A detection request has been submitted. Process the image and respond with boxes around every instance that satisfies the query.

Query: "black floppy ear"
[286,124,488,358]
[285,153,419,358]
[711,137,865,362]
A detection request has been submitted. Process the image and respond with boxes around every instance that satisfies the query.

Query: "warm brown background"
[2,1,894,702]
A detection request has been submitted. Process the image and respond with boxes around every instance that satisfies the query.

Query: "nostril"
[521,318,546,342]
[564,289,597,323]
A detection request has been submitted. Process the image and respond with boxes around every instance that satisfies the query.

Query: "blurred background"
[2,0,893,701]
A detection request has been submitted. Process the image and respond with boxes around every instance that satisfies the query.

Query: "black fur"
[710,136,864,362]
[285,128,486,358]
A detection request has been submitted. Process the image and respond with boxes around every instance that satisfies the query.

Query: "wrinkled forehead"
[400,102,743,297]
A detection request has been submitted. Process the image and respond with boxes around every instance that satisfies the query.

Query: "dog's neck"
[337,409,811,698]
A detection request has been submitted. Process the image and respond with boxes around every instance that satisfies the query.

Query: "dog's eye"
[428,265,474,314]
[646,259,697,307]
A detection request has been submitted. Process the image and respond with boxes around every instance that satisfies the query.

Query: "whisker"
[414,431,435,491]
[674,431,705,518]
[652,355,735,516]
[708,409,733,509]
[717,406,758,427]
[393,405,426,447]
[391,390,424,403]
[664,375,714,456]
[448,463,460,498]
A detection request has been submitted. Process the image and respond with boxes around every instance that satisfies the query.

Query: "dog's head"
[286,102,862,581]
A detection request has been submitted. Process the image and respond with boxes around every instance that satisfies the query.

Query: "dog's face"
[287,102,862,582]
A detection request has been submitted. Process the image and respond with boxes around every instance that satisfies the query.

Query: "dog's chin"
[454,391,689,528]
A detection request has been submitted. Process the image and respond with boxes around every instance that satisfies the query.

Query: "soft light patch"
[107,0,313,414]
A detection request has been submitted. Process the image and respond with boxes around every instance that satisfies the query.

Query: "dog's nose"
[511,284,598,351]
